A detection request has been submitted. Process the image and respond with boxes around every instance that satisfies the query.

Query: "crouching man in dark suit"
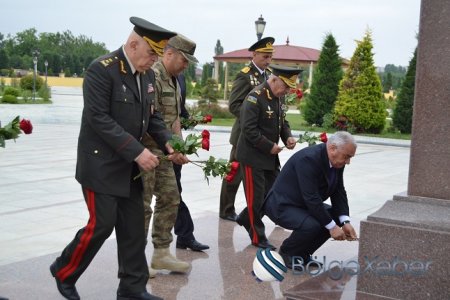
[264,131,358,270]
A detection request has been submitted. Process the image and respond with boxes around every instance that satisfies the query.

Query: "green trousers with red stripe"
[51,178,149,292]
[238,164,279,245]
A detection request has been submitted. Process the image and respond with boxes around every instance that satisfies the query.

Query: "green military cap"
[167,34,199,63]
[269,64,303,88]
[130,16,177,56]
[248,37,275,53]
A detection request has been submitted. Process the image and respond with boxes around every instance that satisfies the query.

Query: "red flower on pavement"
[319,132,328,143]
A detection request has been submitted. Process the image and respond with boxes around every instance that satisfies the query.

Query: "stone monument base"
[357,192,450,299]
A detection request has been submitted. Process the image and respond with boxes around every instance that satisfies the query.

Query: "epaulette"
[99,55,119,67]
[241,66,251,74]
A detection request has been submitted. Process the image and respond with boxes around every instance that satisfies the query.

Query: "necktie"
[135,72,141,100]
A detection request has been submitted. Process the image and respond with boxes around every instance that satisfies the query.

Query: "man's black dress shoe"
[253,240,276,250]
[117,290,162,300]
[176,239,210,251]
[50,261,80,300]
[219,213,237,222]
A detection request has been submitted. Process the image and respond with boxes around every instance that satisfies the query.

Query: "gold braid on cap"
[143,36,168,57]
[278,74,297,88]
[255,42,274,53]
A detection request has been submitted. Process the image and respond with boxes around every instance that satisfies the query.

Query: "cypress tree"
[303,33,343,126]
[334,30,386,133]
[392,48,417,133]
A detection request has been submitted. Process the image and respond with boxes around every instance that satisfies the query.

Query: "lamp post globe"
[255,15,266,41]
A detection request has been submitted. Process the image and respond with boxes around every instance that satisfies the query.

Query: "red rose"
[19,119,33,134]
[230,161,239,172]
[201,138,210,151]
[203,114,213,123]
[296,89,303,99]
[319,132,328,143]
[201,129,210,139]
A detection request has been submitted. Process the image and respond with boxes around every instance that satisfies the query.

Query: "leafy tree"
[201,63,213,86]
[382,72,393,92]
[392,48,417,133]
[200,78,220,103]
[334,30,386,133]
[303,33,343,126]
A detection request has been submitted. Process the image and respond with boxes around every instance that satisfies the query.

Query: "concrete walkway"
[0,87,411,299]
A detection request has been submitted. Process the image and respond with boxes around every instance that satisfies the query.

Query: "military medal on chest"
[266,105,274,119]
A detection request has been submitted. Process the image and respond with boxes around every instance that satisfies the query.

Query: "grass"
[210,114,411,140]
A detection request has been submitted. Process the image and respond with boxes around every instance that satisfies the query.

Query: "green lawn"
[210,114,411,140]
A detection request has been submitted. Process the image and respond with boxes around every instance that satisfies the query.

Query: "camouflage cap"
[167,34,198,63]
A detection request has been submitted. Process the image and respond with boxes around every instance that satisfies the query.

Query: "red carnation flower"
[201,138,210,151]
[319,132,328,143]
[19,119,33,134]
[203,114,213,123]
[202,129,210,139]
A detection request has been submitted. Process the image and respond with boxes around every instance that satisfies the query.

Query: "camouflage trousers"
[142,148,180,249]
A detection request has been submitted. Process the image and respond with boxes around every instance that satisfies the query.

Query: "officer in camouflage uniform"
[236,64,302,250]
[141,34,198,276]
[219,37,275,222]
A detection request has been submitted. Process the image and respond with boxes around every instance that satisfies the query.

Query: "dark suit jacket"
[228,62,269,146]
[236,81,292,170]
[264,143,349,229]
[75,47,171,198]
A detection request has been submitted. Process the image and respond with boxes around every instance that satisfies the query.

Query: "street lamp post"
[44,60,48,89]
[32,55,38,101]
[255,15,266,41]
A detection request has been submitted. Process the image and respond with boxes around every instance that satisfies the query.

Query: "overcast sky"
[2,0,421,67]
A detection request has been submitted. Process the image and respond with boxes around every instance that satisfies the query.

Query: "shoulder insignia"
[120,60,127,74]
[266,89,272,100]
[100,56,119,67]
[241,66,251,74]
[255,89,262,95]
[246,95,257,104]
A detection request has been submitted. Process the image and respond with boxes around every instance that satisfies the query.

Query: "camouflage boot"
[149,266,157,278]
[151,248,190,273]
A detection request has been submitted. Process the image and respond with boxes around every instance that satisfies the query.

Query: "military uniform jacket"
[265,143,349,228]
[75,47,171,198]
[229,62,270,146]
[236,81,292,170]
[143,60,181,151]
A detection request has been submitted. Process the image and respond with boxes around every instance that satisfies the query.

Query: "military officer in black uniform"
[49,17,187,300]
[219,37,275,222]
[236,64,302,249]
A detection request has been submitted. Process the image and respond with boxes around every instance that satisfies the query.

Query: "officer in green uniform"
[49,17,184,300]
[141,34,200,276]
[219,37,275,222]
[236,64,303,250]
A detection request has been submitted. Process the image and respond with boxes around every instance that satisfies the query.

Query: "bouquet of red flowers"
[0,116,33,148]
[135,130,238,183]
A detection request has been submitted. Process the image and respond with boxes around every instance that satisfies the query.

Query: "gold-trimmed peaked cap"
[130,16,177,56]
[269,64,303,89]
[248,37,275,53]
[167,34,198,63]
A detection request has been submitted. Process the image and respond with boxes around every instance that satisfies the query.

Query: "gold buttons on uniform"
[94,150,99,154]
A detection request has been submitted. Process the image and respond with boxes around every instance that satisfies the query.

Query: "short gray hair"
[328,131,357,148]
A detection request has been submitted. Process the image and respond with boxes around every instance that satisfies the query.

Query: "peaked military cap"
[269,64,303,88]
[168,34,198,63]
[248,37,275,53]
[130,16,177,56]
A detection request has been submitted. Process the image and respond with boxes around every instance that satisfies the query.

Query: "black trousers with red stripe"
[52,177,149,293]
[238,164,279,245]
